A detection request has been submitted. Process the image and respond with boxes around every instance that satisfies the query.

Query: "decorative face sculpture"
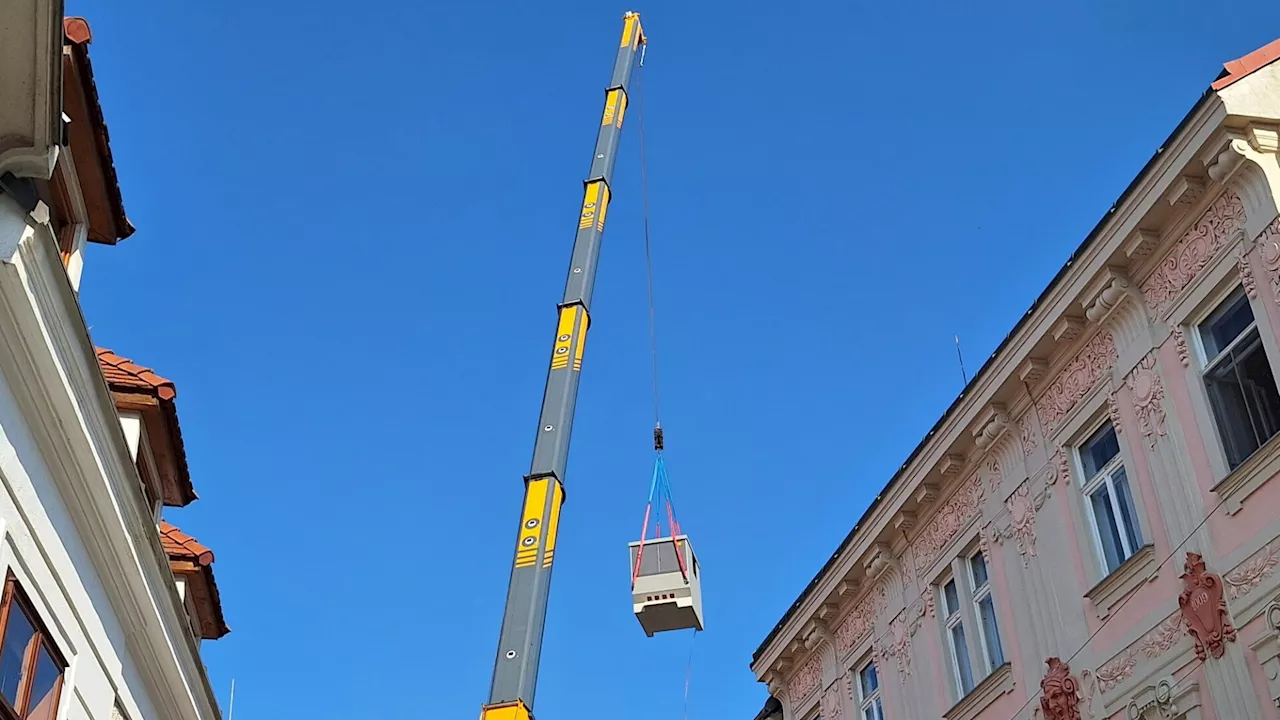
[1039,657,1080,720]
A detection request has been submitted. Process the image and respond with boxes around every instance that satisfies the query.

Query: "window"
[1077,422,1142,575]
[942,576,975,695]
[939,549,1006,700]
[857,661,884,720]
[0,575,65,720]
[1199,287,1280,470]
[968,552,1004,672]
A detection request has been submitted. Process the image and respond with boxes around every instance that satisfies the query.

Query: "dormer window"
[158,523,229,642]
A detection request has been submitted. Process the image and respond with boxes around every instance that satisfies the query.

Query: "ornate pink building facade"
[751,38,1280,720]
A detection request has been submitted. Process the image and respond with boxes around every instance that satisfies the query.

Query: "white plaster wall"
[0,201,160,720]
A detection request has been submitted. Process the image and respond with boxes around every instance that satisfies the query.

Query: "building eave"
[752,81,1225,668]
[62,17,133,244]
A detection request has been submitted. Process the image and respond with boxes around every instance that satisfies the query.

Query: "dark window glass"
[0,604,35,708]
[24,645,59,720]
[1080,424,1121,479]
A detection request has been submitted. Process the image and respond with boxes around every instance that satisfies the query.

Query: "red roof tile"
[159,521,215,566]
[1212,37,1280,91]
[61,17,134,244]
[95,348,177,400]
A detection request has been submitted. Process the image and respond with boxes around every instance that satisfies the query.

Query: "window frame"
[0,573,66,720]
[936,545,1005,702]
[1194,285,1280,471]
[856,659,884,720]
[967,551,1003,674]
[1075,422,1142,576]
[939,572,973,697]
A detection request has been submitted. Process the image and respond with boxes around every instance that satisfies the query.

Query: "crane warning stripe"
[550,307,577,370]
[601,89,621,127]
[543,480,563,567]
[573,313,589,371]
[615,92,628,129]
[514,478,551,567]
[578,183,602,231]
[595,185,610,233]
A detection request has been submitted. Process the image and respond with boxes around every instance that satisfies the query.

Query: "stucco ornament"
[1020,415,1038,457]
[1036,332,1118,432]
[1141,191,1248,317]
[835,583,885,655]
[1107,394,1124,434]
[1240,252,1260,299]
[1257,217,1280,304]
[1172,327,1190,367]
[1178,552,1237,661]
[820,680,843,720]
[1052,449,1070,486]
[787,652,823,700]
[1125,355,1166,448]
[1039,657,1083,720]
[912,474,985,575]
[1225,543,1280,601]
[989,482,1046,568]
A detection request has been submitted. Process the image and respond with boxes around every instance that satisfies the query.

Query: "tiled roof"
[159,521,230,639]
[159,521,214,565]
[62,17,133,244]
[1212,37,1280,91]
[95,348,177,400]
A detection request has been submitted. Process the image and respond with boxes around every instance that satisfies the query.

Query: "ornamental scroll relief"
[1036,331,1118,432]
[834,582,886,656]
[910,473,985,576]
[787,651,823,701]
[1124,355,1167,448]
[1225,543,1280,601]
[875,592,933,680]
[1141,190,1248,318]
[988,480,1048,568]
[1257,216,1280,304]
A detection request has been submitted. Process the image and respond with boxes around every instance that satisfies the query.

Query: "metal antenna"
[955,335,968,386]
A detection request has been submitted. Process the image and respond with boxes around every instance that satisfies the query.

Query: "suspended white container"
[629,534,704,636]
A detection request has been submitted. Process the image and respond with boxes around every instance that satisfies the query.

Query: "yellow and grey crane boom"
[479,12,646,720]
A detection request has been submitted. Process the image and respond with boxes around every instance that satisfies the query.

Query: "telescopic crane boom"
[479,13,646,720]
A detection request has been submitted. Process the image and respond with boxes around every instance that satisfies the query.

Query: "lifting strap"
[630,455,689,588]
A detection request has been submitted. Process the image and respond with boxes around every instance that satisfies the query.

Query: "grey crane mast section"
[484,12,646,716]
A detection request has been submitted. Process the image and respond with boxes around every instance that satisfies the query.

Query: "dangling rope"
[682,629,698,720]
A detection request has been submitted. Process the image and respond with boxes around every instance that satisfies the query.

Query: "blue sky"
[64,1,1280,718]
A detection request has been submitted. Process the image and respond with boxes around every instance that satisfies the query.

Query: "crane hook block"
[654,425,664,451]
[629,535,704,636]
